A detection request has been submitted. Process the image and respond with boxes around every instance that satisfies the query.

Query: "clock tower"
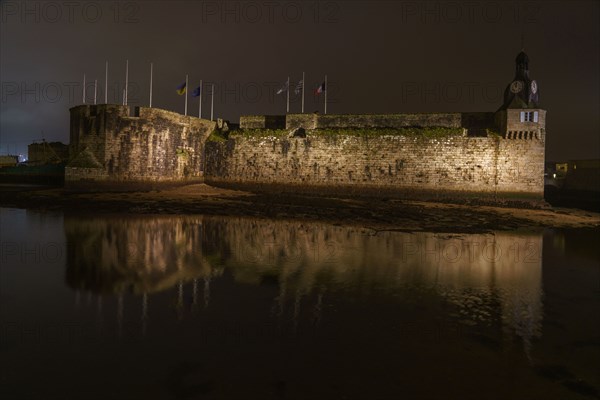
[496,51,546,140]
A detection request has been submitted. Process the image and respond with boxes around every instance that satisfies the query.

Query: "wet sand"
[1,183,599,233]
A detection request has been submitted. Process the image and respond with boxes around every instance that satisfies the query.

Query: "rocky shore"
[1,184,599,233]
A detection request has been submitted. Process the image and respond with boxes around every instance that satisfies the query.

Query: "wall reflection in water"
[65,215,543,347]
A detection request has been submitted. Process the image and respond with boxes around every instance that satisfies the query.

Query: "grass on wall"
[207,131,229,142]
[313,127,464,138]
[229,127,464,139]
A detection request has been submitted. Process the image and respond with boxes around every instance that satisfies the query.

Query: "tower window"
[519,111,538,122]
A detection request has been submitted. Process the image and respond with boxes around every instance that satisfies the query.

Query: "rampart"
[205,113,546,202]
[66,104,216,190]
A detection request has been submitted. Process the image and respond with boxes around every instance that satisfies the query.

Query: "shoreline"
[1,183,599,233]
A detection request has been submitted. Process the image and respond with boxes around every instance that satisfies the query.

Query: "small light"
[553,173,556,179]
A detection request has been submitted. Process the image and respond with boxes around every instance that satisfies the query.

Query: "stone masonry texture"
[67,104,216,189]
[205,118,545,201]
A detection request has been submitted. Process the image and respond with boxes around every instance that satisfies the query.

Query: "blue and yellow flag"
[176,82,186,95]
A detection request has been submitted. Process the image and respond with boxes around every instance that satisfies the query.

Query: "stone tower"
[496,51,546,141]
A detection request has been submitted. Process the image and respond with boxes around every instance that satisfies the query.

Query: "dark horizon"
[1,1,599,161]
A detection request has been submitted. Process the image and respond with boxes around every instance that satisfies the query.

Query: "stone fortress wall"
[66,104,216,189]
[64,50,547,202]
[65,105,546,201]
[204,112,546,201]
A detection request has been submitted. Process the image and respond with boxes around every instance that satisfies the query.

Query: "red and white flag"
[315,81,326,95]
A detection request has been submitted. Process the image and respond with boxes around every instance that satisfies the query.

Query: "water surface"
[1,208,598,399]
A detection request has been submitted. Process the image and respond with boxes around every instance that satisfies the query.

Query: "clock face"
[530,80,538,94]
[510,80,524,94]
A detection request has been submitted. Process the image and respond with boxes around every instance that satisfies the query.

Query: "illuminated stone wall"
[205,125,546,201]
[66,104,216,189]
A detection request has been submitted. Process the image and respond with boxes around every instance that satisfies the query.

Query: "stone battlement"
[240,112,499,132]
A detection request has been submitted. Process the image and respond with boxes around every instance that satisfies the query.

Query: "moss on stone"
[232,127,463,139]
[176,148,190,158]
[233,129,289,138]
[207,131,228,142]
[485,128,502,137]
[68,148,103,168]
[309,127,464,138]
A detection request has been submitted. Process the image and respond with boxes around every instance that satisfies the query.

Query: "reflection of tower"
[434,233,544,358]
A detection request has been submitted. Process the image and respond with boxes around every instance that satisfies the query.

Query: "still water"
[0,208,598,399]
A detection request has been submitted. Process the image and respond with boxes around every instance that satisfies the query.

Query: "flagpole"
[199,79,202,118]
[125,60,129,106]
[82,73,86,104]
[149,62,153,108]
[324,74,328,115]
[104,61,108,104]
[302,71,305,113]
[122,89,125,105]
[184,74,188,116]
[94,79,97,105]
[211,83,214,121]
[286,76,290,114]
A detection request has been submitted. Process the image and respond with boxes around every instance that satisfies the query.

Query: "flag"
[315,81,326,95]
[276,80,289,95]
[191,86,201,97]
[176,82,186,95]
[294,79,304,95]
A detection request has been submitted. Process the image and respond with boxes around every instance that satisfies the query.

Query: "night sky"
[1,0,598,161]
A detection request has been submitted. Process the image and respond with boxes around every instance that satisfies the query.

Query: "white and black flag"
[294,79,304,95]
[276,80,289,95]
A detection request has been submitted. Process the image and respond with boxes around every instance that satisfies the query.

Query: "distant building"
[556,163,568,178]
[28,141,69,165]
[0,155,19,167]
[564,159,600,192]
[545,161,568,189]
